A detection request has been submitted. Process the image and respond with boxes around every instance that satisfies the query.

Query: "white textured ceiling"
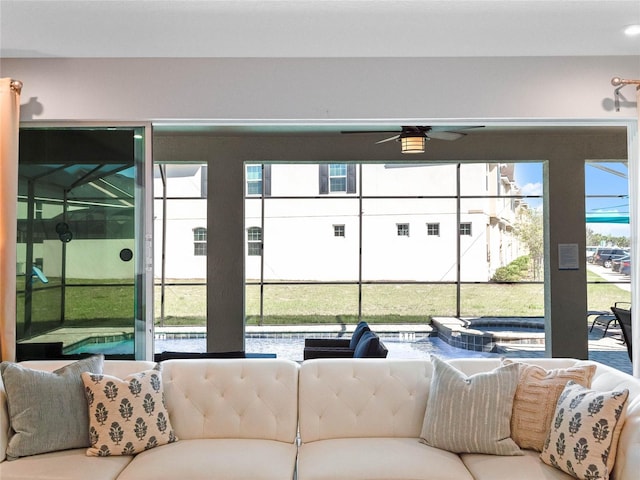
[1,0,639,59]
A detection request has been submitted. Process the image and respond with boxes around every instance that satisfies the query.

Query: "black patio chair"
[610,303,632,362]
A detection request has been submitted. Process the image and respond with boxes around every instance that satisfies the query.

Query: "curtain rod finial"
[10,80,23,94]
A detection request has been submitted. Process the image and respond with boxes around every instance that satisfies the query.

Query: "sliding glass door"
[16,126,151,359]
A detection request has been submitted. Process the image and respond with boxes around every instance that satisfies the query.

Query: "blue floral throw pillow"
[540,381,629,480]
[81,365,178,456]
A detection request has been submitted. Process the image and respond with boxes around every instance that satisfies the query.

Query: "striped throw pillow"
[420,355,522,455]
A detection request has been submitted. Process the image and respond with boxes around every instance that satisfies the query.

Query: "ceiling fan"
[341,125,482,154]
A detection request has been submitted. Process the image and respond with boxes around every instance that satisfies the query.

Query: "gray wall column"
[544,154,588,359]
[207,157,245,352]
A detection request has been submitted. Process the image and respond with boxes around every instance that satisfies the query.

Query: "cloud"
[519,182,543,196]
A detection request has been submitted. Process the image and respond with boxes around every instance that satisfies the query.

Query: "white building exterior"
[155,162,527,283]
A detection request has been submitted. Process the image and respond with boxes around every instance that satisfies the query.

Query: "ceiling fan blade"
[341,130,401,135]
[429,125,484,132]
[428,131,466,141]
[375,135,401,144]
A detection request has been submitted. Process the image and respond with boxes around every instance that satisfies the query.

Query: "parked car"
[612,254,630,272]
[620,258,631,275]
[593,248,628,268]
[586,246,598,263]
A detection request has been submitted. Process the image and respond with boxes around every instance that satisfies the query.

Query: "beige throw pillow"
[420,355,522,455]
[503,359,596,451]
[82,366,177,456]
[540,381,629,480]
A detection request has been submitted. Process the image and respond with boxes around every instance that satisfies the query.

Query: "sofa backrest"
[298,359,432,442]
[588,362,640,480]
[2,355,640,480]
[160,358,299,443]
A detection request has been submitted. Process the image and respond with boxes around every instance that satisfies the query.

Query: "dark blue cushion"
[353,331,380,358]
[349,321,370,350]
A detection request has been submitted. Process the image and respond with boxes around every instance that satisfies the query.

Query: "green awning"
[586,213,629,224]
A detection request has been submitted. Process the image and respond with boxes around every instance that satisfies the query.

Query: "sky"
[514,161,630,239]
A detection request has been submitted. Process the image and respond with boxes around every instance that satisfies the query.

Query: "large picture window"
[246,161,545,325]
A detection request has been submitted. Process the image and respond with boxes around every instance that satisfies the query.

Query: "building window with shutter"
[193,227,207,256]
[329,164,347,192]
[246,165,263,195]
[246,164,271,196]
[319,163,356,194]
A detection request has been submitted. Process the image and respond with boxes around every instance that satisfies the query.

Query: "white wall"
[162,162,520,282]
[42,239,134,279]
[153,199,208,280]
[3,57,638,122]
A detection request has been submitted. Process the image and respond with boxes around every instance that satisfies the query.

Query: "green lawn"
[586,270,631,311]
[17,270,630,337]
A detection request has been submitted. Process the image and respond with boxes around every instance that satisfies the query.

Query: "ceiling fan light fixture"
[401,135,426,154]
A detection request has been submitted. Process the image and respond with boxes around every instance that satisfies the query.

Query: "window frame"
[329,163,348,193]
[247,226,262,256]
[193,227,207,256]
[246,165,263,196]
[397,223,410,237]
[459,222,472,236]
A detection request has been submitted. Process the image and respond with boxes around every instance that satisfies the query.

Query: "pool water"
[66,335,498,361]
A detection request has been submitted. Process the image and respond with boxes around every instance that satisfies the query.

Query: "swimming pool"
[65,334,498,361]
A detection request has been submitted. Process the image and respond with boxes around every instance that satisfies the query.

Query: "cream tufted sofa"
[0,359,299,480]
[1,357,640,480]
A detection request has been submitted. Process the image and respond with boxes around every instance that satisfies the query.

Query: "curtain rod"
[611,77,640,112]
[611,77,640,88]
[10,79,23,94]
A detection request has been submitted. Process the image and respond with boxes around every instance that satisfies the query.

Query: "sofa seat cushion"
[0,448,133,480]
[461,450,575,480]
[297,437,475,480]
[116,438,297,480]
